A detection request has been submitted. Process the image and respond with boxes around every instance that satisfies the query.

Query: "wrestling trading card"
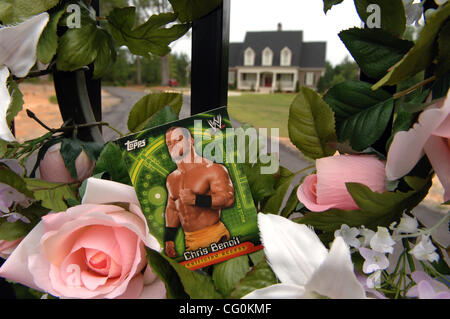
[116,106,262,270]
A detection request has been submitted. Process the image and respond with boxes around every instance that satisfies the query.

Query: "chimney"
[277,23,282,31]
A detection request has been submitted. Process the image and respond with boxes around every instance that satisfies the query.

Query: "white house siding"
[236,66,298,92]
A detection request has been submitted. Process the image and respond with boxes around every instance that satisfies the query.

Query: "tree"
[317,56,359,94]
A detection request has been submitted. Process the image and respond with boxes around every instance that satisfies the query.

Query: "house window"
[305,72,315,86]
[262,47,273,66]
[280,47,292,66]
[244,48,255,66]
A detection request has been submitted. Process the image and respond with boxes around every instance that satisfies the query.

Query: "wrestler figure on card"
[164,126,235,258]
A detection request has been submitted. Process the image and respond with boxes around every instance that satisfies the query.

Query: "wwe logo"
[207,115,226,132]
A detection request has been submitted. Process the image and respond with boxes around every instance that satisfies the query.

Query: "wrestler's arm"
[209,164,235,209]
[165,176,180,257]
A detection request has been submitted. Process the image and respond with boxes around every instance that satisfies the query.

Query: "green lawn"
[227,93,296,138]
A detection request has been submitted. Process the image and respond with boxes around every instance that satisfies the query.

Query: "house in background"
[228,23,326,92]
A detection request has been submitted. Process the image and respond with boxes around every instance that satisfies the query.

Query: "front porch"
[236,68,298,92]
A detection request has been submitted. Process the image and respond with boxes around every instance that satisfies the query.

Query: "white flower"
[359,247,390,274]
[0,160,31,212]
[359,226,375,247]
[403,0,424,25]
[367,270,382,289]
[395,214,419,234]
[409,235,439,262]
[0,13,49,142]
[242,213,366,299]
[370,227,396,254]
[334,224,361,249]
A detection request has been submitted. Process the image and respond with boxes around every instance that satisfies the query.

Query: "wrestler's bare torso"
[165,159,234,233]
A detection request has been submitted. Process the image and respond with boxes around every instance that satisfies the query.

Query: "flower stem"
[294,165,315,176]
[393,76,436,99]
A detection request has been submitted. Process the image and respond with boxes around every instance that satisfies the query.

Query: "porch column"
[256,71,260,91]
[237,69,242,90]
[292,71,298,91]
[272,72,277,92]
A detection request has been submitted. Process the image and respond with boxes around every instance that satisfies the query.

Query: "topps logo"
[125,139,146,151]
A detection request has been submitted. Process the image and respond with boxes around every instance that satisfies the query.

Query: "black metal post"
[53,0,102,142]
[190,0,230,115]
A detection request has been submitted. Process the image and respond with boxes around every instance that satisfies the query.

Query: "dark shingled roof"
[228,30,326,68]
[300,42,327,68]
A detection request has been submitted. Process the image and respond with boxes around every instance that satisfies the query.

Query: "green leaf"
[336,98,394,152]
[93,142,132,185]
[0,220,30,241]
[243,161,276,203]
[127,92,183,132]
[6,80,24,125]
[146,248,189,299]
[25,178,78,212]
[0,164,34,198]
[230,259,278,299]
[0,140,7,158]
[372,4,450,90]
[154,250,223,299]
[144,105,179,130]
[339,28,413,80]
[93,28,117,79]
[324,80,392,123]
[37,6,66,64]
[169,0,223,23]
[0,0,59,24]
[212,256,251,298]
[280,184,300,218]
[298,175,432,233]
[56,21,115,78]
[60,139,83,180]
[323,0,344,13]
[107,7,190,57]
[437,21,450,77]
[262,167,295,214]
[354,0,406,37]
[288,87,337,160]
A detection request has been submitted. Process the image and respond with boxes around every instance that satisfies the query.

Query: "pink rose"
[0,238,23,259]
[0,178,166,299]
[297,155,386,212]
[386,90,449,202]
[39,142,95,183]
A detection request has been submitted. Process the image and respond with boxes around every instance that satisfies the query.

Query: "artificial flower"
[370,227,396,254]
[0,237,23,259]
[366,270,382,289]
[359,247,389,274]
[359,226,375,248]
[0,178,166,299]
[334,224,361,249]
[297,154,386,212]
[403,0,423,25]
[0,13,49,142]
[407,271,450,299]
[394,213,419,235]
[38,142,95,183]
[386,90,450,202]
[242,213,366,299]
[409,235,439,263]
[0,159,31,212]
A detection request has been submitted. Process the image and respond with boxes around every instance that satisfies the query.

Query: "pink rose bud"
[297,154,386,212]
[0,238,23,259]
[39,142,95,183]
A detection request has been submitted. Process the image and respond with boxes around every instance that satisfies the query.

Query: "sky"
[171,0,363,66]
